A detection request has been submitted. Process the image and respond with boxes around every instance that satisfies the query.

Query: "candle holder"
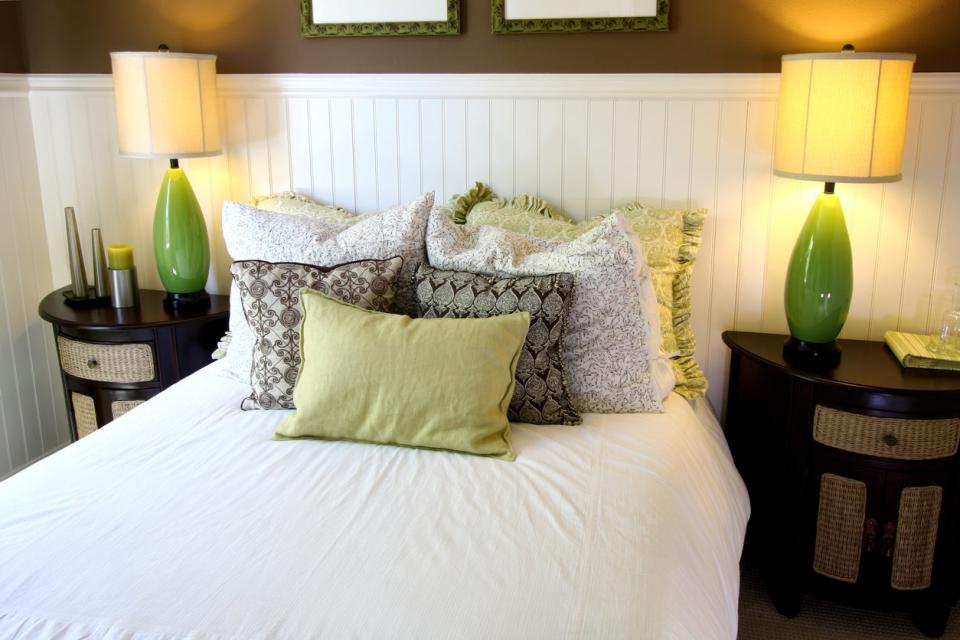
[109,267,140,308]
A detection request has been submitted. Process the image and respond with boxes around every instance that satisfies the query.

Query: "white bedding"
[0,361,749,640]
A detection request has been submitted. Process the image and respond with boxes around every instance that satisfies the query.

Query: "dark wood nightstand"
[723,331,960,638]
[40,287,229,440]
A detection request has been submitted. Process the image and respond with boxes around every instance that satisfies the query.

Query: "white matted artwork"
[311,0,447,24]
[504,0,658,20]
[491,0,668,33]
[301,0,460,37]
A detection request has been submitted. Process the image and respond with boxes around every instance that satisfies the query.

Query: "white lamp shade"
[110,51,221,159]
[774,51,915,183]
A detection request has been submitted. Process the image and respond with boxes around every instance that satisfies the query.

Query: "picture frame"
[301,0,460,37]
[492,0,669,34]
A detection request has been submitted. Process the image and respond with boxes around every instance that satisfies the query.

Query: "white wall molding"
[0,74,28,97]
[23,72,960,98]
[16,71,960,416]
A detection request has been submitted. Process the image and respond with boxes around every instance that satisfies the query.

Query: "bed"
[0,359,748,639]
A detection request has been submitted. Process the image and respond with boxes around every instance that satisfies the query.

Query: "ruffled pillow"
[448,182,707,400]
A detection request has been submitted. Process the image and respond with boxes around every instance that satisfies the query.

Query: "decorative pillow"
[426,209,663,414]
[231,257,403,410]
[441,181,570,224]
[252,192,377,226]
[457,183,707,399]
[275,290,528,460]
[416,264,581,426]
[221,192,433,382]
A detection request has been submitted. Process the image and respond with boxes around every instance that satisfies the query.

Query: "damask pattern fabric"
[230,257,403,410]
[426,210,663,414]
[454,183,707,399]
[416,265,581,426]
[221,192,433,382]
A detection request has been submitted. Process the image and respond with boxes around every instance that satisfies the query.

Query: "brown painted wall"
[0,1,26,73]
[18,0,960,74]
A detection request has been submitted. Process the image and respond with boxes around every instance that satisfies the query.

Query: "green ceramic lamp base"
[154,160,211,305]
[783,185,853,369]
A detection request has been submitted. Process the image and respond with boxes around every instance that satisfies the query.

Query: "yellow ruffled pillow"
[449,182,708,399]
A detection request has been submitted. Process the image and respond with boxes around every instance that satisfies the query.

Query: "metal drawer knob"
[87,358,99,369]
[883,433,899,447]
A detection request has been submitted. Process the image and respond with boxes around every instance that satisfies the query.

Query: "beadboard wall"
[14,72,960,424]
[0,77,70,479]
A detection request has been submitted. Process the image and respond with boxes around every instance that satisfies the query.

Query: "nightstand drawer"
[813,406,960,461]
[57,336,156,383]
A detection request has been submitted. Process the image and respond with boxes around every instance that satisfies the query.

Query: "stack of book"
[884,331,960,372]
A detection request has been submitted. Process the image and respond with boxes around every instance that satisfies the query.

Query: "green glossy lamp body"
[153,165,210,299]
[784,190,853,349]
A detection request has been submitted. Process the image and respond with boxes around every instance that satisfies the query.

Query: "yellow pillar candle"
[107,244,134,270]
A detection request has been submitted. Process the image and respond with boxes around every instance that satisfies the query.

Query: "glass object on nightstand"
[930,271,960,357]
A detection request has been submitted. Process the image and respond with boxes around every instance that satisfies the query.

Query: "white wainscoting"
[0,76,70,479]
[23,73,960,413]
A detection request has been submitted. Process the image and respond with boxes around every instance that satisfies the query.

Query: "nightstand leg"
[769,582,803,618]
[913,603,950,638]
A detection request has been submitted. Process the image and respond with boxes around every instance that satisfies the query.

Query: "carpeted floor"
[738,562,960,639]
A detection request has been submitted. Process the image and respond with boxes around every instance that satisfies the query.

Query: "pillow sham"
[441,181,570,224]
[275,290,528,460]
[426,209,664,413]
[416,264,581,426]
[455,183,706,399]
[221,192,433,381]
[231,257,403,410]
[252,191,377,225]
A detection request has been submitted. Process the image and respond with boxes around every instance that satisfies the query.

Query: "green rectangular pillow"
[275,289,530,460]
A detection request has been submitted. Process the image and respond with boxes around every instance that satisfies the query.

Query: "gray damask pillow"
[416,265,581,426]
[230,257,403,410]
[426,209,662,414]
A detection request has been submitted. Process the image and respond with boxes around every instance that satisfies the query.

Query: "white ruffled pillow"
[426,209,664,413]
[221,192,434,382]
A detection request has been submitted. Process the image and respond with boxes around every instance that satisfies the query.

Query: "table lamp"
[110,46,221,310]
[774,45,915,367]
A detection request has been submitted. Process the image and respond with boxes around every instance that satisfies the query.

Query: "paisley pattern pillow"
[457,183,707,400]
[230,257,403,410]
[427,210,662,414]
[416,265,581,426]
[221,192,433,383]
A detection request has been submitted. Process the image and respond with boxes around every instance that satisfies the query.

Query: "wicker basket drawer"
[814,406,960,461]
[57,336,156,384]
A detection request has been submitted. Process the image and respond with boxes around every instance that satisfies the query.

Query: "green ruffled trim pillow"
[442,181,570,224]
[251,192,358,225]
[445,182,708,399]
[611,203,707,400]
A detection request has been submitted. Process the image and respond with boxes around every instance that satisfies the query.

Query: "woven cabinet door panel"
[813,473,868,583]
[111,400,145,420]
[71,392,98,438]
[891,486,943,591]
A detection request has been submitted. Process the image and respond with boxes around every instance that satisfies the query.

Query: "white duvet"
[0,361,749,640]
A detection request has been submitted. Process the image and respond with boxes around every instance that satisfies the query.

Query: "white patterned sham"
[231,257,403,410]
[221,192,433,382]
[426,210,662,413]
[416,264,581,426]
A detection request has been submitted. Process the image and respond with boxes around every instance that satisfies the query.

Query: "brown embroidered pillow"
[415,264,581,426]
[231,257,403,410]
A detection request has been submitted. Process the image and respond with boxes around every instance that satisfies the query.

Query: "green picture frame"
[301,0,460,37]
[491,0,669,34]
